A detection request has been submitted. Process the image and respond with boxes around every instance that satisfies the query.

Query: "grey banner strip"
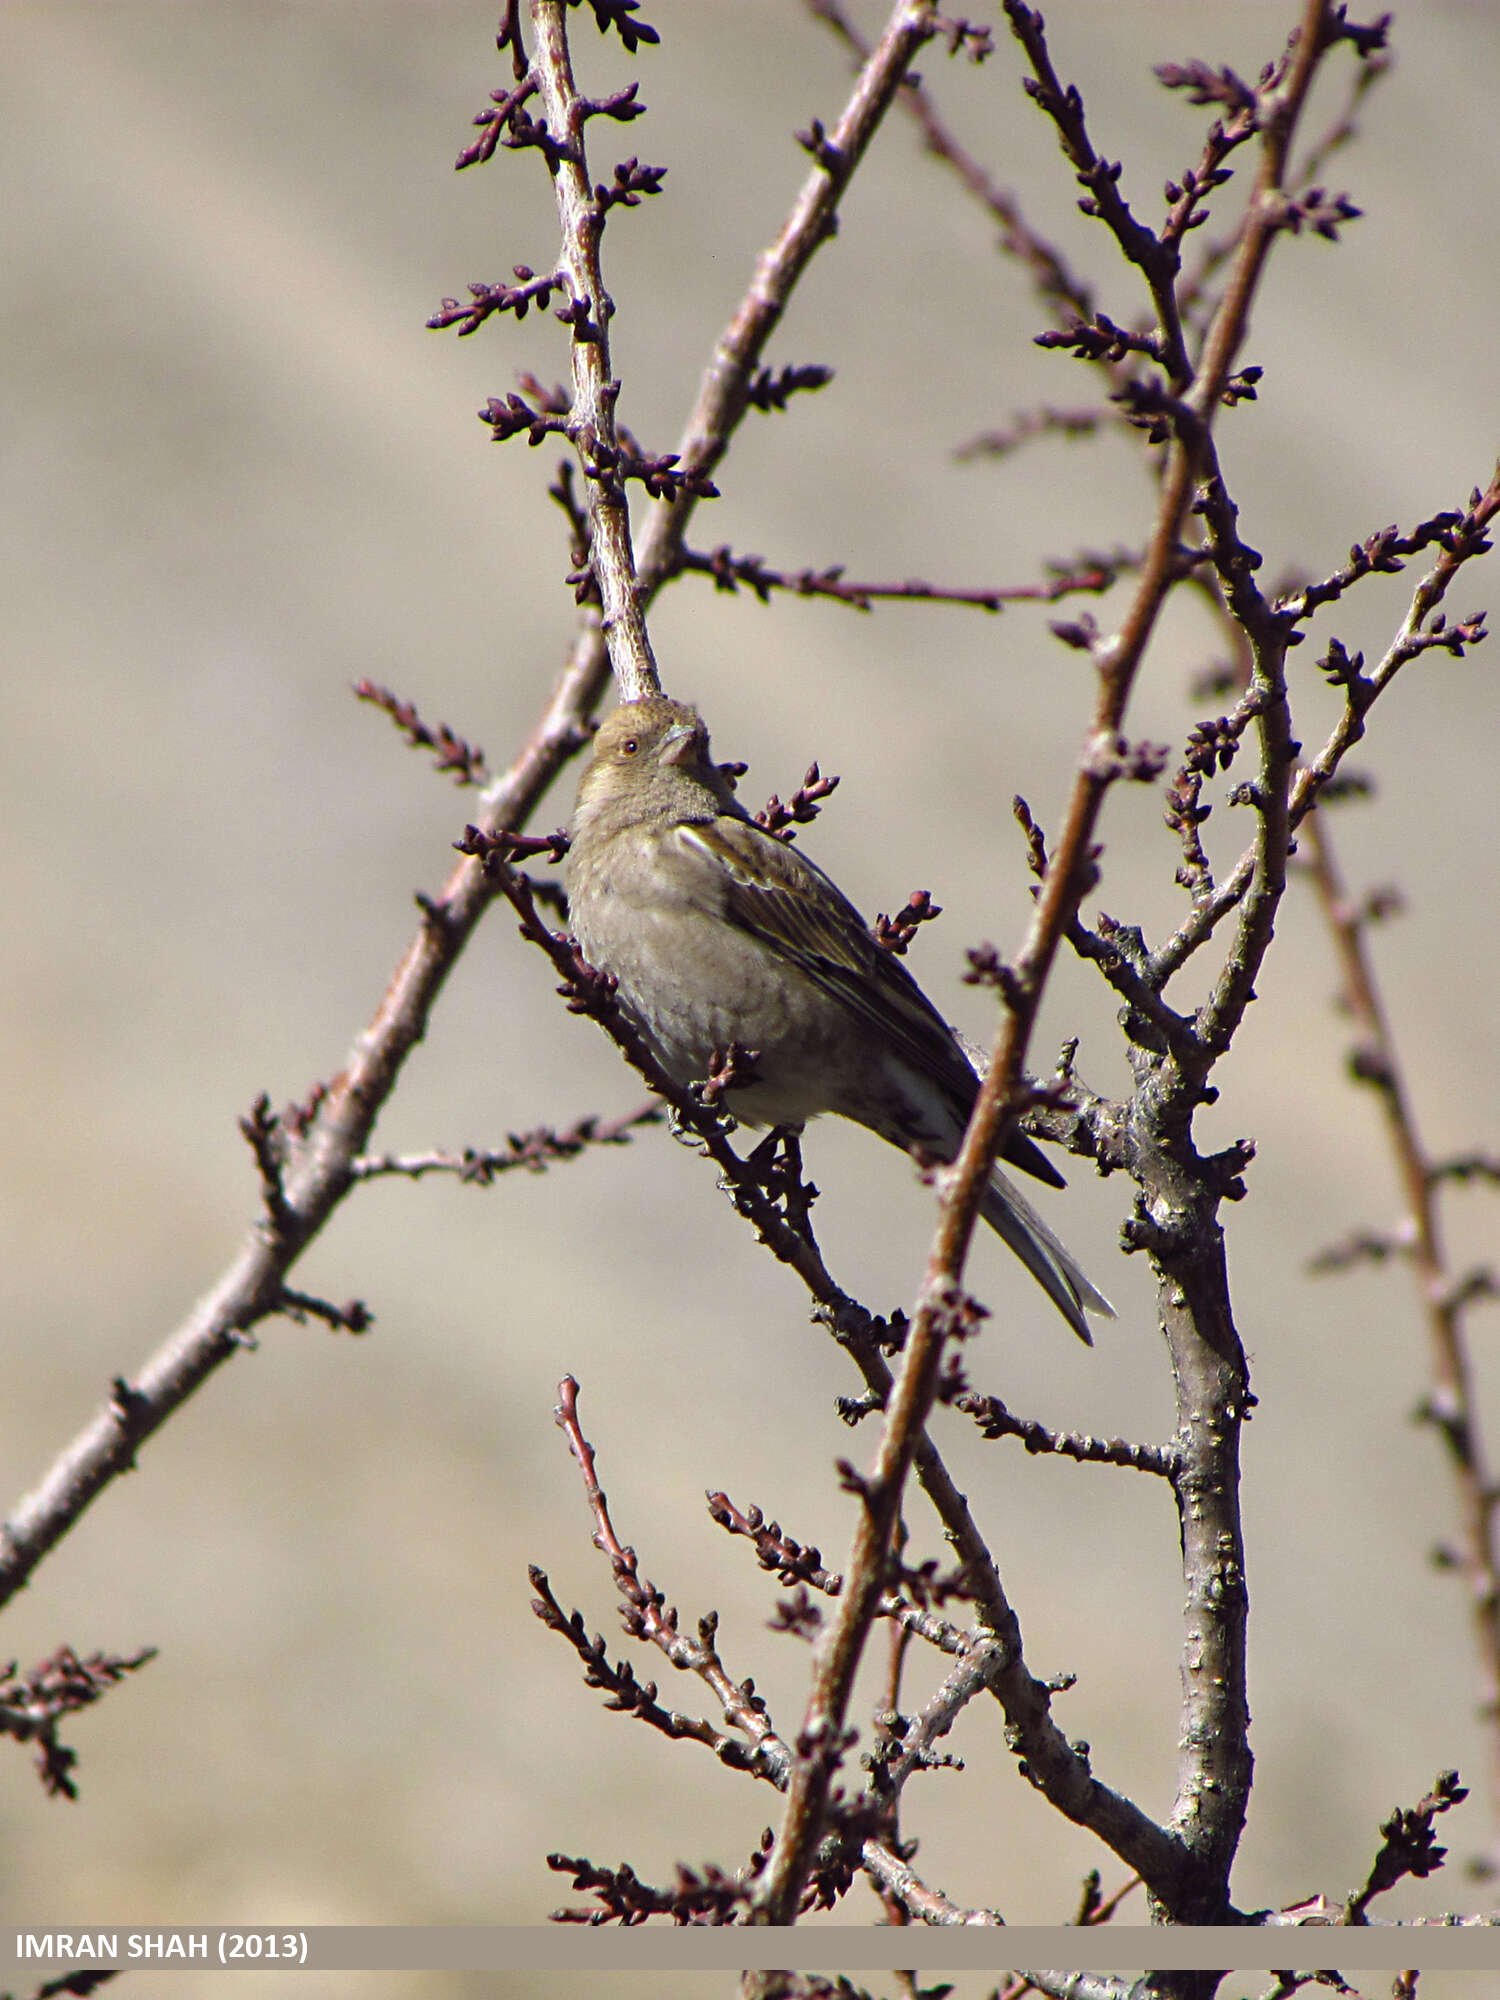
[4,1927,1500,1974]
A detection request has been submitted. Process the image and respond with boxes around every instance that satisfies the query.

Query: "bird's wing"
[674,816,1065,1189]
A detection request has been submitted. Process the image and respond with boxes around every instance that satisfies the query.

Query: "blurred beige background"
[3,0,1499,1990]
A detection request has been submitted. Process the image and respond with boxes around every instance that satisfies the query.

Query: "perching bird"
[565,697,1113,1342]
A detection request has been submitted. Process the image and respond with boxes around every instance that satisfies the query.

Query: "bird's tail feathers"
[980,1165,1115,1345]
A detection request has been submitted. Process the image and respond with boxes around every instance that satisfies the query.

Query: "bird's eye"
[620,739,639,756]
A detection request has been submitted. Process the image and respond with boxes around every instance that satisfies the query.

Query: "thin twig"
[350,1104,660,1183]
[806,0,1098,332]
[1306,810,1500,1854]
[674,543,1127,613]
[549,1375,794,1782]
[1150,468,1499,989]
[626,0,946,621]
[955,1394,1179,1476]
[875,1632,1009,1800]
[528,0,661,700]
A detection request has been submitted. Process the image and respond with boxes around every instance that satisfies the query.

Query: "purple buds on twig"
[479,389,572,446]
[578,0,660,55]
[1279,185,1363,241]
[578,82,646,125]
[354,680,490,785]
[1037,314,1164,367]
[594,157,666,217]
[238,1092,291,1234]
[428,267,564,336]
[1321,9,1393,60]
[795,118,844,173]
[1346,1770,1467,1920]
[746,362,835,412]
[1154,60,1258,114]
[455,76,538,171]
[873,890,942,956]
[455,822,571,868]
[276,1289,372,1335]
[755,763,840,841]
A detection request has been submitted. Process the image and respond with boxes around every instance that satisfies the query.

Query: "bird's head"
[573,697,736,829]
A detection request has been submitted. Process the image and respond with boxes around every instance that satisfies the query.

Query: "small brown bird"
[565,697,1113,1342]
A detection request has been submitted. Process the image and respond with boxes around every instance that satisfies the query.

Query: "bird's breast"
[568,836,861,1129]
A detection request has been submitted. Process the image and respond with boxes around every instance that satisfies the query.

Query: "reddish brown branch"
[1306,810,1500,1858]
[548,1377,792,1781]
[806,0,1097,331]
[354,679,491,785]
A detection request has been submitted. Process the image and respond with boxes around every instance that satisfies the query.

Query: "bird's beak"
[659,721,704,769]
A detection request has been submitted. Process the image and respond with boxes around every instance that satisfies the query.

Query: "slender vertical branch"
[1305,808,1500,1855]
[1135,0,1344,1911]
[529,0,659,700]
[490,0,948,758]
[1181,0,1332,423]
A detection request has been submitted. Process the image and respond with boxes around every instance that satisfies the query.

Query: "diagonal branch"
[478,858,1190,1906]
[0,0,957,1618]
[1306,812,1500,1861]
[625,0,945,622]
[807,0,1098,332]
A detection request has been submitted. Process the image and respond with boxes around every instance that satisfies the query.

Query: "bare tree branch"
[1306,807,1500,1858]
[0,0,954,1617]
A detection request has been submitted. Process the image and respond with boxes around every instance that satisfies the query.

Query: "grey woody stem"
[529,0,660,701]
